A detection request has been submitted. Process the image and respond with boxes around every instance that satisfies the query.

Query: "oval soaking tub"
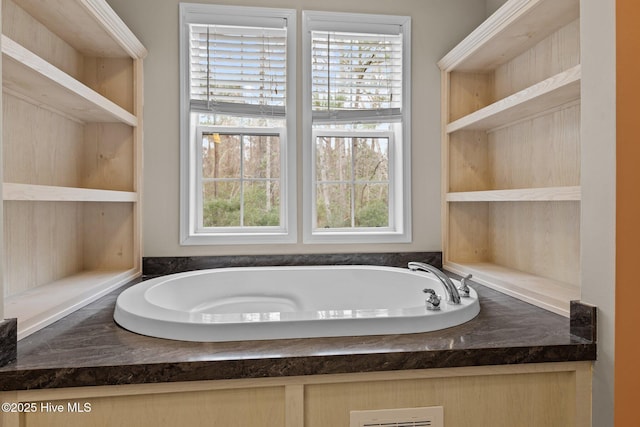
[114,265,480,342]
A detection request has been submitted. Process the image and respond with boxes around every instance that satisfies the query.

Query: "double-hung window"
[302,11,411,243]
[179,4,296,244]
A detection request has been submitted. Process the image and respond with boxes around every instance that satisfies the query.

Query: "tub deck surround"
[0,276,595,391]
[570,300,598,342]
[141,252,442,277]
[0,319,17,367]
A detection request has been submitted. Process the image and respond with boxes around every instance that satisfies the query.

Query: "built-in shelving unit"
[1,0,146,338]
[439,0,580,316]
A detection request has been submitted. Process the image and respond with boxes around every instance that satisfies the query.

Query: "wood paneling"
[1,0,83,79]
[305,372,576,427]
[21,387,285,427]
[487,103,580,190]
[493,19,580,100]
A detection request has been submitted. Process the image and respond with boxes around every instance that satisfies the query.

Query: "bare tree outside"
[315,135,389,228]
[201,129,281,227]
[311,30,399,229]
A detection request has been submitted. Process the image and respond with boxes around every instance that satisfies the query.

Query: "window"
[302,11,412,243]
[179,4,296,245]
[196,127,283,228]
[313,131,392,229]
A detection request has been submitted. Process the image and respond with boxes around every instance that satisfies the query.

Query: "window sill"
[303,229,411,245]
[181,230,297,246]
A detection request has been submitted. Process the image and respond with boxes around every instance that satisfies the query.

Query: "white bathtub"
[114,265,480,342]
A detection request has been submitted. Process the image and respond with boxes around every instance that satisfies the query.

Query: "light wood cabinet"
[439,0,580,316]
[0,362,592,427]
[1,0,146,338]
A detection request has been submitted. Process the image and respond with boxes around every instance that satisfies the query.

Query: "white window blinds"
[311,31,403,123]
[189,23,287,117]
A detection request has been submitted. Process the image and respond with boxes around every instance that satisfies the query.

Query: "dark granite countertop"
[0,276,596,391]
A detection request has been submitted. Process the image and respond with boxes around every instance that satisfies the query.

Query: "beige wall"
[106,0,486,257]
[485,0,506,16]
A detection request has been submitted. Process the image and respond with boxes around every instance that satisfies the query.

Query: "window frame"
[179,3,297,245]
[302,10,412,244]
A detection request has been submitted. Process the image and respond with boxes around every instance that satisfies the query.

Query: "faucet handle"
[458,274,473,298]
[423,288,441,311]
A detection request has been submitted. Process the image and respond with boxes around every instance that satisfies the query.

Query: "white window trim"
[179,3,297,245]
[301,10,412,244]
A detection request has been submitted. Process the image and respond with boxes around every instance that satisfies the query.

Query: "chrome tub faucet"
[408,262,462,305]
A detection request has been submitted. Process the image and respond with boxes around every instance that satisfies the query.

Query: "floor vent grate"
[362,422,431,427]
[350,406,443,427]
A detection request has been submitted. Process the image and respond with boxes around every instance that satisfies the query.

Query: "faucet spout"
[408,262,461,305]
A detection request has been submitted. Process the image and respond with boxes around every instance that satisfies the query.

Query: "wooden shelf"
[446,186,580,202]
[1,35,138,125]
[438,0,579,72]
[4,269,139,340]
[445,261,579,316]
[440,0,581,316]
[446,65,580,133]
[3,183,138,202]
[1,0,145,338]
[12,0,147,58]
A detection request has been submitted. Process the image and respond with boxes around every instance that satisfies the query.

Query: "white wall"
[106,0,486,257]
[580,0,616,424]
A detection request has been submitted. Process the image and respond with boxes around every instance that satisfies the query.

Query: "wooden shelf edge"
[446,186,581,202]
[5,268,140,340]
[444,261,579,317]
[446,65,581,133]
[438,0,530,70]
[1,35,138,126]
[3,183,138,202]
[438,0,579,71]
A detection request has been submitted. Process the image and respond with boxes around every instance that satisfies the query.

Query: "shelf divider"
[446,65,580,133]
[445,261,579,316]
[4,269,139,340]
[1,35,138,126]
[3,183,138,202]
[446,186,580,202]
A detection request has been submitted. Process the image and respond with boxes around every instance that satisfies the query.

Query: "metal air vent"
[350,406,444,427]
